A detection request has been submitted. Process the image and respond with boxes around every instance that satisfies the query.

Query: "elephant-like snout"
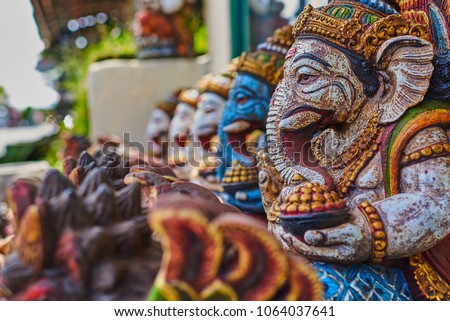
[279,106,334,132]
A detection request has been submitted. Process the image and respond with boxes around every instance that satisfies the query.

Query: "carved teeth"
[279,111,322,132]
[222,120,251,134]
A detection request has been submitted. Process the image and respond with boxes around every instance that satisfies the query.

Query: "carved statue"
[146,89,182,159]
[260,0,450,300]
[148,195,322,301]
[168,88,199,179]
[217,26,294,215]
[188,73,234,190]
[132,0,195,58]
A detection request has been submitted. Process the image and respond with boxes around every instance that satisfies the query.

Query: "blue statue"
[216,25,294,215]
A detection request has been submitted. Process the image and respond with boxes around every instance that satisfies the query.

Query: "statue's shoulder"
[384,100,450,196]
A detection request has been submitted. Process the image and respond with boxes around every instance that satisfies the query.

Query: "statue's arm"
[371,155,450,259]
[281,127,450,264]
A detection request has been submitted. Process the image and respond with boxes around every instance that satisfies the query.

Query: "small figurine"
[0,167,159,300]
[132,0,195,58]
[146,89,182,159]
[188,72,235,190]
[216,25,294,215]
[167,88,199,179]
[260,0,450,300]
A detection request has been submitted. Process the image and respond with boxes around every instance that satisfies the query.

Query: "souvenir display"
[167,88,199,179]
[146,89,182,159]
[2,0,448,303]
[259,0,450,300]
[188,73,235,190]
[132,0,195,58]
[217,25,294,215]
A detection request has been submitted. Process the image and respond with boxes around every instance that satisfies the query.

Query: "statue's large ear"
[375,36,434,124]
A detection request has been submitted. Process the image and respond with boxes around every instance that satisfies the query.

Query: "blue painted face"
[223,73,273,127]
[218,73,274,167]
[216,72,275,215]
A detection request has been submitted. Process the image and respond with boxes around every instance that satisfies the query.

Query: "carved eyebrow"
[293,54,331,68]
[233,85,258,96]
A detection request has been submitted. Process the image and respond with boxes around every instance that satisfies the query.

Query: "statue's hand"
[279,208,372,264]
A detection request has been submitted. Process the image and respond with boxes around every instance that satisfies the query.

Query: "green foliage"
[44,25,137,136]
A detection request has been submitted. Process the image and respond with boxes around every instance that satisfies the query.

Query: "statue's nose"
[279,110,322,132]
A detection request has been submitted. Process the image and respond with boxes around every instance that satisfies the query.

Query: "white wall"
[87,57,210,145]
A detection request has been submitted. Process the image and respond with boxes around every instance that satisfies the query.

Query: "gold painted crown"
[156,88,183,116]
[196,73,235,99]
[293,3,431,61]
[233,25,294,86]
[178,88,199,109]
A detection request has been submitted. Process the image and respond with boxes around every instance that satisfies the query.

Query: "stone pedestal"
[87,56,211,147]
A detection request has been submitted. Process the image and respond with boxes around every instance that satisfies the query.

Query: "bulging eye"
[298,73,318,84]
[236,96,249,105]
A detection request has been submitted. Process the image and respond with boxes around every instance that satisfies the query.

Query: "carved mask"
[146,108,171,156]
[191,92,226,144]
[169,102,196,148]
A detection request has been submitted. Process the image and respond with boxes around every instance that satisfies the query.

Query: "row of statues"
[1,0,449,301]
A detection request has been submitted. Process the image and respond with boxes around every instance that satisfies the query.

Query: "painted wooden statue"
[259,0,450,300]
[132,0,194,58]
[188,73,234,190]
[168,88,199,179]
[217,25,294,215]
[146,89,182,159]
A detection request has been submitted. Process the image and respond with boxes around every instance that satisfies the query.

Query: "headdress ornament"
[156,88,183,116]
[233,25,295,86]
[196,73,235,99]
[178,88,200,109]
[293,1,431,61]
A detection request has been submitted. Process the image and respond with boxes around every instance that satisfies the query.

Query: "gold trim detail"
[233,52,285,87]
[196,73,234,99]
[335,128,383,197]
[359,201,387,264]
[401,143,450,166]
[293,4,430,61]
[410,254,450,301]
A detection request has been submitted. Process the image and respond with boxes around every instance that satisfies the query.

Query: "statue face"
[169,102,196,147]
[281,38,367,131]
[146,108,171,156]
[191,92,226,141]
[219,73,273,164]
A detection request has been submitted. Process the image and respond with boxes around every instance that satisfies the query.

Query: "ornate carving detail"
[401,142,450,165]
[233,25,294,86]
[196,73,235,99]
[386,107,450,196]
[410,254,450,301]
[312,114,381,169]
[257,25,295,55]
[359,202,387,264]
[233,52,286,87]
[293,4,431,61]
[335,125,384,197]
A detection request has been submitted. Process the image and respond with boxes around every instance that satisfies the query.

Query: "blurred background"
[0,0,328,170]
